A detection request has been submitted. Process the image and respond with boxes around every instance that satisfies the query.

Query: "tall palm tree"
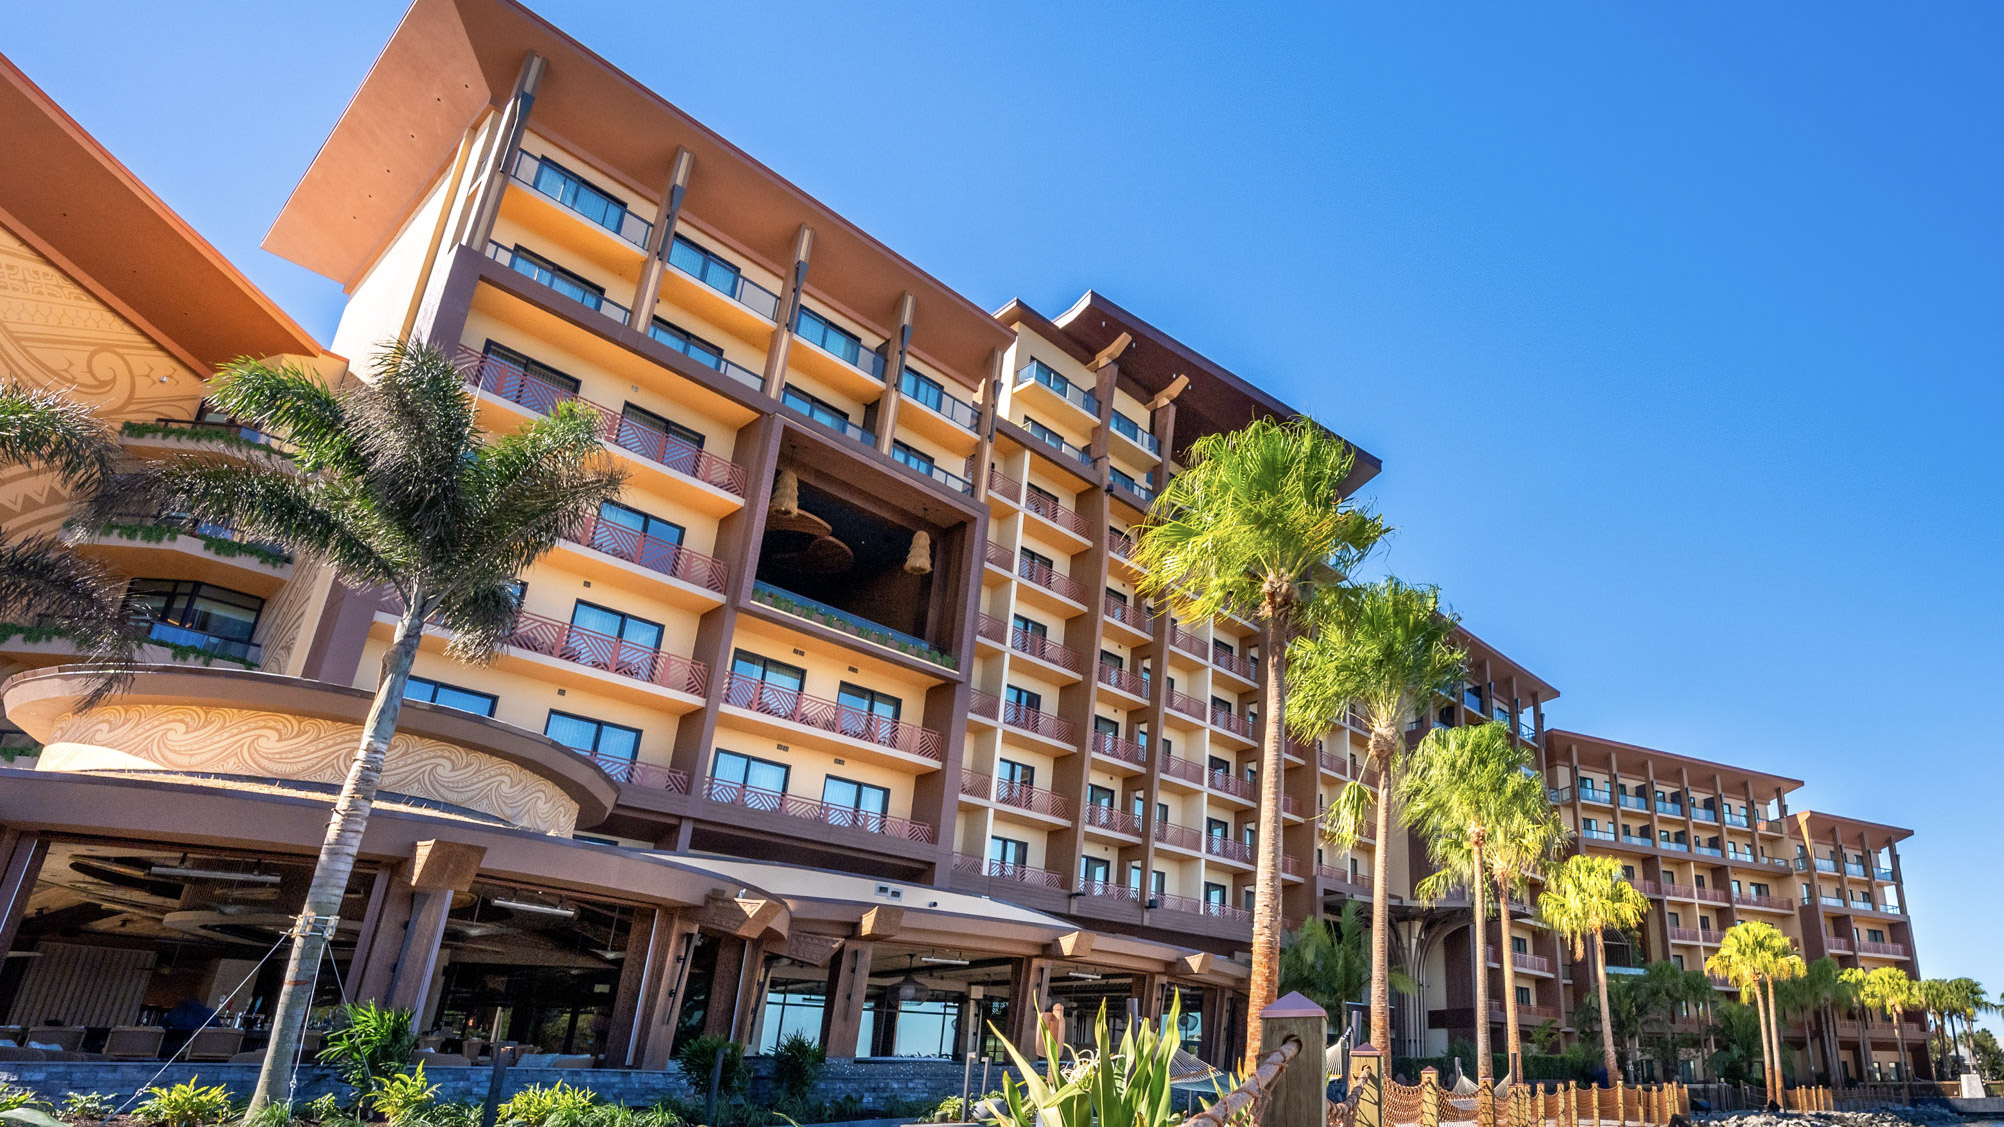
[1400,721,1566,1085]
[1850,967,1922,1088]
[0,382,136,703]
[1708,921,1800,1101]
[1918,977,1956,1079]
[1278,900,1415,1021]
[1540,853,1647,1085]
[125,341,624,1111]
[1782,957,1859,1086]
[1132,415,1382,1064]
[1290,577,1465,1055]
[1945,977,1994,1078]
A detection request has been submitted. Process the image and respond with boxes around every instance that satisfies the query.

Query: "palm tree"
[1782,957,1859,1086]
[1708,921,1800,1101]
[1290,577,1465,1056]
[1132,415,1382,1064]
[0,382,136,703]
[1540,853,1647,1085]
[1850,967,1922,1090]
[1278,900,1416,1022]
[1918,978,1957,1079]
[1945,977,1995,1078]
[126,341,624,1111]
[1400,721,1566,1085]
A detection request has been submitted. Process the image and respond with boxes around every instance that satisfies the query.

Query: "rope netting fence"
[1360,1070,1694,1127]
[1176,1038,1304,1127]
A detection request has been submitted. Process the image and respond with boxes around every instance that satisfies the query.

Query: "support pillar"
[0,830,47,959]
[761,225,814,396]
[458,52,546,252]
[1259,993,1326,1127]
[627,148,696,332]
[640,921,701,1069]
[355,841,483,1014]
[820,940,875,1058]
[606,907,688,1069]
[871,293,916,455]
[1007,957,1053,1054]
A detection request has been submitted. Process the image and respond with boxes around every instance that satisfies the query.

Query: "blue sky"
[12,3,2001,1018]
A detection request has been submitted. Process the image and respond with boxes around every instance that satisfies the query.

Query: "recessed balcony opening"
[755,470,943,655]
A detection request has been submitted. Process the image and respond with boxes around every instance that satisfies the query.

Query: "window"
[1515,986,1531,1006]
[1752,882,1769,897]
[1004,685,1042,713]
[1206,818,1229,839]
[901,368,946,411]
[713,748,788,793]
[837,683,903,742]
[591,500,685,567]
[1694,875,1707,889]
[781,385,856,431]
[1093,716,1120,738]
[821,776,890,828]
[526,156,630,233]
[568,601,664,676]
[1020,547,1054,572]
[1210,696,1234,716]
[1622,865,1636,881]
[1081,856,1110,884]
[1086,784,1114,809]
[1673,955,1685,970]
[482,340,580,394]
[891,441,935,475]
[648,317,729,371]
[1012,615,1047,641]
[1027,482,1059,506]
[404,676,498,717]
[1203,882,1227,906]
[620,402,706,450]
[126,579,265,660]
[989,837,1029,868]
[668,235,743,296]
[733,651,808,715]
[545,710,641,761]
[1100,650,1124,670]
[1511,936,1528,955]
[1151,870,1167,896]
[1105,587,1129,607]
[998,759,1036,788]
[504,246,605,310]
[1668,912,1681,928]
[796,307,872,369]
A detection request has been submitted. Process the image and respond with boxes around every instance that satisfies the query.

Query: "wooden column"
[382,841,485,1018]
[1007,956,1053,1053]
[626,147,696,332]
[820,940,875,1058]
[0,830,47,959]
[760,225,815,396]
[871,293,916,455]
[458,51,546,252]
[640,920,702,1068]
[606,907,688,1069]
[1258,992,1326,1127]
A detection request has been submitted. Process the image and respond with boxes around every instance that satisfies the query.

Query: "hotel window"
[891,441,935,476]
[712,748,788,793]
[1105,587,1128,607]
[504,246,605,310]
[525,155,630,233]
[481,340,580,394]
[1004,685,1042,713]
[1151,870,1167,896]
[781,385,855,431]
[1867,928,1885,943]
[1673,955,1685,970]
[1511,936,1528,954]
[900,368,946,412]
[1211,696,1234,716]
[1516,986,1532,1006]
[1100,650,1124,670]
[592,499,684,553]
[1086,784,1114,809]
[1082,856,1110,884]
[620,402,706,450]
[126,579,264,660]
[795,307,872,369]
[1020,546,1054,572]
[1109,467,1145,495]
[836,684,902,743]
[732,651,807,716]
[820,776,889,826]
[998,759,1036,788]
[1668,911,1681,928]
[989,837,1029,868]
[648,317,729,372]
[545,711,641,761]
[569,599,663,655]
[1093,715,1120,739]
[1206,817,1229,840]
[403,676,498,718]
[1026,482,1059,507]
[734,651,806,690]
[1012,614,1047,640]
[668,235,743,295]
[1622,865,1636,881]
[1203,882,1227,907]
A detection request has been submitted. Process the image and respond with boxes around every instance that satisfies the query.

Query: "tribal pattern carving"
[40,703,579,835]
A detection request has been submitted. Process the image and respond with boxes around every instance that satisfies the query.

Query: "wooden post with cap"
[1260,992,1326,1127]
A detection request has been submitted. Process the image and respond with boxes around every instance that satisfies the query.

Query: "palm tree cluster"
[1705,921,1805,1100]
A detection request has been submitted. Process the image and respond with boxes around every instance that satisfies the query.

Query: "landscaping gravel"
[1698,1109,1968,1127]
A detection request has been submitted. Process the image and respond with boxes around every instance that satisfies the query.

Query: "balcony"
[960,769,991,798]
[1160,755,1206,787]
[987,466,1024,504]
[1212,706,1255,741]
[1617,794,1648,811]
[1166,689,1207,722]
[994,777,1072,820]
[1546,786,1573,803]
[1668,927,1702,944]
[1104,595,1150,636]
[509,150,651,247]
[587,754,688,793]
[1168,625,1207,659]
[1660,840,1690,853]
[461,349,749,497]
[782,387,876,448]
[1107,529,1135,562]
[1733,892,1794,911]
[487,241,630,324]
[1205,834,1253,864]
[1320,750,1350,778]
[1582,826,1616,842]
[1815,858,1839,873]
[1213,644,1257,682]
[952,853,1063,889]
[1488,948,1553,975]
[890,446,973,495]
[706,779,934,843]
[1154,821,1204,853]
[1023,489,1091,539]
[1154,893,1250,924]
[1693,886,1730,904]
[1694,845,1724,858]
[1097,662,1148,700]
[119,417,291,459]
[1108,467,1155,504]
[1317,866,1372,893]
[1824,935,1853,953]
[721,670,943,762]
[1089,731,1147,770]
[666,235,782,321]
[752,582,954,670]
[141,620,262,666]
[1207,768,1255,801]
[1693,807,1719,824]
[1007,623,1083,676]
[899,369,980,432]
[1725,811,1750,828]
[984,541,1013,572]
[1856,940,1909,958]
[1579,785,1612,806]
[503,611,707,696]
[1031,430,1094,471]
[1655,801,1684,817]
[1107,410,1160,456]
[1017,556,1089,605]
[1000,697,1076,745]
[565,510,727,594]
[1017,359,1099,419]
[1081,803,1142,836]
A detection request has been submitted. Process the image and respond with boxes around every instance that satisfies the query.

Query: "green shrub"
[57,1093,114,1124]
[672,1034,747,1095]
[132,1079,234,1127]
[771,1032,826,1103]
[370,1067,439,1123]
[496,1082,599,1127]
[319,1003,419,1104]
[926,1092,1002,1123]
[408,1100,481,1127]
[0,1092,45,1116]
[299,1094,346,1124]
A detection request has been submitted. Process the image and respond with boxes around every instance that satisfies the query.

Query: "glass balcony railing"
[488,242,629,324]
[143,620,261,664]
[646,320,762,390]
[1109,467,1155,502]
[899,369,979,430]
[666,235,781,320]
[1724,810,1750,828]
[891,445,973,495]
[795,307,886,379]
[1655,801,1684,816]
[1618,794,1649,810]
[1108,410,1158,454]
[1017,359,1098,417]
[1693,808,1719,823]
[1578,785,1612,805]
[781,388,875,447]
[509,150,652,247]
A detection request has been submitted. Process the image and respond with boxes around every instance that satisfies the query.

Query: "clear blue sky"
[13,2,2001,1019]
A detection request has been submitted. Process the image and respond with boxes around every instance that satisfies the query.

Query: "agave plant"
[985,997,1189,1127]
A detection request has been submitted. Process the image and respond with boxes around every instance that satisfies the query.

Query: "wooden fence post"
[1564,1080,1577,1127]
[1258,993,1326,1127]
[1421,1067,1441,1127]
[1352,1041,1384,1127]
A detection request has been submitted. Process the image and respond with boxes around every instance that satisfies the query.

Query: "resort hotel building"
[0,0,1925,1086]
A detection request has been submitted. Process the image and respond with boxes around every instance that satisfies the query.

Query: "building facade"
[0,0,1926,1085]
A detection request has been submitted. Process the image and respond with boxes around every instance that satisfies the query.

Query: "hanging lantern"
[771,468,801,517]
[903,530,932,575]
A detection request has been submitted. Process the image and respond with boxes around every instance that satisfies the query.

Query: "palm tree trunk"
[1594,929,1617,1085]
[1243,614,1290,1068]
[1470,831,1491,1085]
[1495,873,1521,1085]
[1368,726,1396,1054]
[1893,1011,1908,1097]
[250,601,428,1113]
[1764,977,1785,1100]
[1858,1010,1870,1089]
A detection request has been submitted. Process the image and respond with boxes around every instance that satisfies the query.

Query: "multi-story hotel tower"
[0,0,1925,1087]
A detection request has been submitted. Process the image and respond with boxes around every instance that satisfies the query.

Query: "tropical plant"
[1971,1028,2004,1080]
[132,1079,235,1127]
[56,1092,115,1125]
[1847,966,1922,1086]
[0,1091,45,1116]
[925,1093,1001,1124]
[1944,977,1995,1079]
[318,1002,420,1105]
[1624,961,1713,1082]
[1707,920,1802,1100]
[1707,1001,1767,1084]
[673,1034,748,1095]
[370,1068,439,1124]
[1540,853,1648,1084]
[1401,721,1566,1083]
[983,997,1187,1127]
[1781,957,1859,1086]
[495,1083,600,1127]
[1292,577,1465,1054]
[771,1031,826,1104]
[117,341,625,1111]
[0,381,137,705]
[1278,899,1414,1020]
[1132,414,1383,1063]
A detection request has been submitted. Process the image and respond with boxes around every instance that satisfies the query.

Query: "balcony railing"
[1579,785,1612,805]
[1320,750,1350,778]
[1010,625,1084,674]
[782,389,876,447]
[1001,698,1076,745]
[1168,625,1207,658]
[1694,845,1724,858]
[1017,359,1099,417]
[566,511,727,593]
[1166,689,1207,721]
[1856,940,1908,958]
[1317,866,1372,891]
[969,689,1001,720]
[488,242,630,324]
[1668,927,1702,944]
[1023,489,1090,537]
[1154,821,1204,852]
[1581,826,1616,842]
[960,770,991,798]
[951,854,1062,888]
[1089,731,1147,768]
[706,779,934,842]
[509,150,652,246]
[1160,755,1206,786]
[1693,808,1719,823]
[994,778,1072,819]
[987,467,1023,503]
[1213,645,1257,681]
[1078,879,1138,901]
[1154,893,1249,924]
[1207,768,1255,801]
[504,611,708,696]
[1618,794,1649,810]
[1725,810,1750,828]
[1104,595,1149,633]
[1206,834,1254,864]
[1212,707,1255,740]
[1081,804,1142,836]
[985,540,1013,570]
[1488,948,1553,975]
[1034,429,1095,470]
[1733,892,1794,910]
[586,753,688,793]
[1108,410,1159,454]
[1097,662,1147,698]
[667,236,782,319]
[1693,886,1730,904]
[899,369,979,430]
[461,349,749,496]
[1107,529,1135,560]
[891,448,973,494]
[1824,935,1853,953]
[141,620,262,665]
[721,671,943,762]
[1017,556,1089,604]
[976,612,1008,645]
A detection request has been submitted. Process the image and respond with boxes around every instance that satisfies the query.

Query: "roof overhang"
[1543,728,1804,795]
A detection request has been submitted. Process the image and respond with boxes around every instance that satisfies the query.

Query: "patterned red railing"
[960,769,992,798]
[1107,529,1135,560]
[1317,866,1373,890]
[1212,706,1255,740]
[1856,940,1909,958]
[504,611,709,696]
[954,853,1062,888]
[1154,821,1204,852]
[1089,731,1147,767]
[988,467,1023,503]
[985,540,1013,569]
[1154,893,1250,923]
[1319,750,1349,778]
[461,350,747,496]
[1103,595,1149,632]
[1668,926,1702,943]
[1017,556,1089,604]
[1208,767,1255,800]
[1213,645,1257,680]
[1280,795,1301,817]
[1097,662,1147,698]
[1160,755,1205,785]
[1078,878,1137,901]
[1281,856,1301,877]
[1166,689,1207,721]
[1734,892,1795,910]
[588,753,688,793]
[969,689,1001,720]
[1206,834,1254,863]
[976,612,1008,644]
[706,779,934,842]
[995,778,1072,819]
[1024,489,1090,537]
[721,671,943,761]
[1693,886,1731,904]
[1168,625,1207,658]
[1010,625,1084,673]
[1001,699,1076,744]
[566,510,728,593]
[1081,804,1142,835]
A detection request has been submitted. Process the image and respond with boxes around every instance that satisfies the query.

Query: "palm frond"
[0,381,118,497]
[206,356,360,476]
[1286,576,1466,740]
[0,533,141,707]
[1318,780,1374,848]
